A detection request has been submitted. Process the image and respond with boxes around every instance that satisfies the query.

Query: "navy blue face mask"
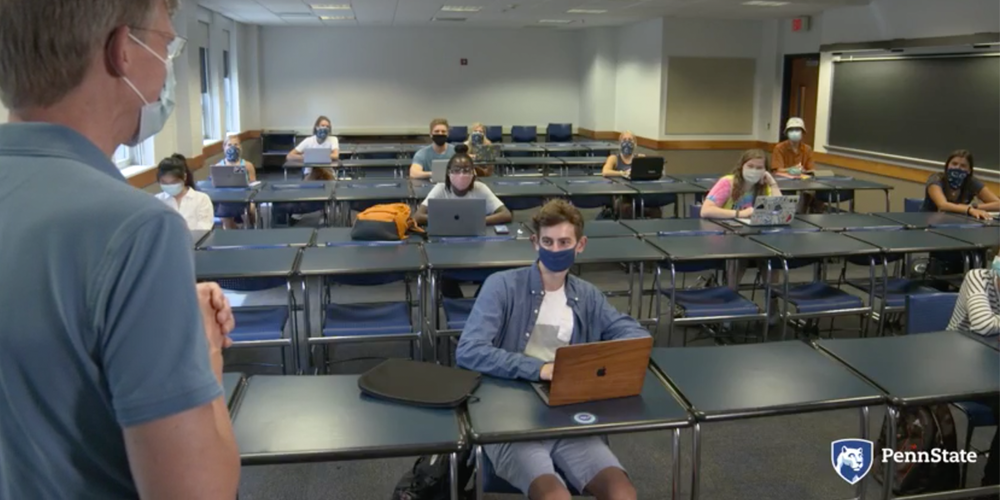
[620,140,635,157]
[224,145,240,162]
[315,126,330,141]
[471,132,484,146]
[946,168,968,190]
[538,246,576,273]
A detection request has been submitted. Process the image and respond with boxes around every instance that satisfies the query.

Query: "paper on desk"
[224,292,248,308]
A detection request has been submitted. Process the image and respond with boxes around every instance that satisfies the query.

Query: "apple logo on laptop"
[596,367,607,377]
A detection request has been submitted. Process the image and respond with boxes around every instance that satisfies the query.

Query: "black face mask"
[432,134,448,146]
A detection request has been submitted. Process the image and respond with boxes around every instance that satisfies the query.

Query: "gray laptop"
[303,148,330,165]
[210,165,249,188]
[736,195,799,226]
[431,159,450,184]
[427,198,486,236]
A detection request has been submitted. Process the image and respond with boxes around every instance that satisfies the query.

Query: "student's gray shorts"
[484,436,625,494]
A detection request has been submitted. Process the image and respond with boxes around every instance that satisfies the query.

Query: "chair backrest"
[448,126,468,143]
[484,125,503,143]
[511,126,537,143]
[547,123,572,142]
[904,198,923,213]
[689,204,702,219]
[905,292,959,334]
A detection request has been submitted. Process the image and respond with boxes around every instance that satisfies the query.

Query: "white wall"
[614,18,663,139]
[578,28,617,132]
[820,0,1000,45]
[0,103,7,124]
[236,23,261,131]
[259,27,581,134]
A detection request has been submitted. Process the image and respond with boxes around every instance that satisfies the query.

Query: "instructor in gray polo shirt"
[0,1,240,499]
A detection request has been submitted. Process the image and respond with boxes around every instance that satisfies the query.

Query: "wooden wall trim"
[578,128,620,141]
[814,151,1000,194]
[578,127,769,151]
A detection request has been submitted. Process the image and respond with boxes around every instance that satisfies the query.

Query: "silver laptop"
[736,195,799,226]
[303,148,330,165]
[210,165,249,188]
[427,198,486,236]
[431,159,450,184]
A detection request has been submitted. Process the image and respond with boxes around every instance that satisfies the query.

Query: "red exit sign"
[460,58,468,66]
[791,16,811,32]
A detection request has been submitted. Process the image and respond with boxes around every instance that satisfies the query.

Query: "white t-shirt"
[294,135,340,153]
[420,182,505,215]
[523,286,575,362]
[155,188,215,231]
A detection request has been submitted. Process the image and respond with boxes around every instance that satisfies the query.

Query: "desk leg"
[475,445,484,500]
[884,189,890,212]
[691,422,702,500]
[300,276,312,375]
[882,406,899,500]
[671,428,681,500]
[429,271,439,364]
[637,262,645,320]
[627,263,634,317]
[415,273,424,362]
[780,259,790,341]
[858,406,870,500]
[449,451,459,500]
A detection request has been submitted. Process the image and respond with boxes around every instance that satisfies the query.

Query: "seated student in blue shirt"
[409,117,456,180]
[456,199,647,500]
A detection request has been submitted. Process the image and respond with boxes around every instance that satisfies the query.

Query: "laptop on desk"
[628,157,665,181]
[473,144,502,164]
[431,159,450,184]
[736,195,799,226]
[210,165,249,188]
[532,337,653,407]
[427,198,487,237]
[303,148,330,165]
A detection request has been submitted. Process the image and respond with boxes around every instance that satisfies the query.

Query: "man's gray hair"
[0,0,179,110]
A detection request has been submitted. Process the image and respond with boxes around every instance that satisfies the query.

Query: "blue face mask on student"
[315,127,330,141]
[946,168,968,189]
[471,132,484,146]
[620,140,635,156]
[224,145,240,162]
[538,246,576,273]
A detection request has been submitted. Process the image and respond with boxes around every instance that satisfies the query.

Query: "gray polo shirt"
[412,143,456,172]
[0,123,221,498]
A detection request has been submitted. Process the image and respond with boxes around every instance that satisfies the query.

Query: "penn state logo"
[831,439,873,485]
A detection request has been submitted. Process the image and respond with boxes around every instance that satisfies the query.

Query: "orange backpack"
[351,203,424,241]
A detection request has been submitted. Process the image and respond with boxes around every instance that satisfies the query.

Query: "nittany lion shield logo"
[831,439,874,485]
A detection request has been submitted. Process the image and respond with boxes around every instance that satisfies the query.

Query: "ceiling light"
[742,1,790,6]
[567,8,606,14]
[320,15,355,20]
[441,5,482,12]
[432,16,467,21]
[311,4,352,9]
[278,13,319,18]
[539,19,572,23]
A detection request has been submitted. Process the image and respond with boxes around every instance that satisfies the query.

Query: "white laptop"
[303,148,330,165]
[736,195,799,226]
[431,159,450,184]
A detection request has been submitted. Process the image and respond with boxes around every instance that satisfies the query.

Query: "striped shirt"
[947,268,1000,336]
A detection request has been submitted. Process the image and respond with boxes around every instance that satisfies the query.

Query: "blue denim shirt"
[455,263,650,381]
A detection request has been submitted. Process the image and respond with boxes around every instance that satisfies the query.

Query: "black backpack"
[391,450,474,500]
[873,405,960,495]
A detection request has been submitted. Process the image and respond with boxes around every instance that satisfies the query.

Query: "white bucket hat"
[785,117,806,132]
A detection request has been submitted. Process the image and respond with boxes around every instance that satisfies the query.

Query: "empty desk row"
[224,332,999,500]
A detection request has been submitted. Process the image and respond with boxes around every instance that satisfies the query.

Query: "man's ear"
[105,26,133,77]
[529,234,538,251]
[576,235,588,254]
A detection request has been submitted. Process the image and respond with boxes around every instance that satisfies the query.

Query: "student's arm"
[771,144,788,174]
[699,178,748,219]
[926,183,985,217]
[415,184,443,225]
[592,288,650,341]
[329,137,340,161]
[601,155,625,177]
[482,186,511,224]
[286,138,309,161]
[803,146,816,171]
[958,271,1000,336]
[455,275,546,381]
[245,161,257,182]
[409,163,431,180]
[414,205,428,226]
[976,184,1000,212]
[192,195,215,231]
[485,206,512,225]
[764,172,783,196]
[97,212,238,500]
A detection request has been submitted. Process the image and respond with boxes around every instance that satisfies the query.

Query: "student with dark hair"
[456,199,645,500]
[413,144,511,226]
[286,115,339,178]
[155,154,214,231]
[922,149,999,220]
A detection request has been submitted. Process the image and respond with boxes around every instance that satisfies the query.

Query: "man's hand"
[197,283,234,351]
[540,363,554,381]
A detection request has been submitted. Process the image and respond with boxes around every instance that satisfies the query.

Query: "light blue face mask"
[122,34,176,147]
[992,256,1000,275]
[160,182,183,197]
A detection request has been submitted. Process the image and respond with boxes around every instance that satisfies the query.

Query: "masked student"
[286,115,339,179]
[154,154,214,231]
[922,149,999,220]
[464,122,494,177]
[409,118,456,180]
[601,130,661,218]
[214,134,257,228]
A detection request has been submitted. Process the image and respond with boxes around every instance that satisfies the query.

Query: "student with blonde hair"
[465,122,495,177]
[601,131,638,178]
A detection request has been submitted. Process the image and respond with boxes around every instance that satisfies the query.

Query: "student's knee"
[587,467,636,500]
[528,474,571,500]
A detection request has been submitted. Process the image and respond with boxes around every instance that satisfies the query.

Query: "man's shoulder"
[484,266,531,287]
[566,274,603,298]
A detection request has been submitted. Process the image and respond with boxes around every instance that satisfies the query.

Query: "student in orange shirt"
[771,117,814,176]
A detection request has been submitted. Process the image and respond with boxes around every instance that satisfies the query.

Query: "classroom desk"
[666,174,719,192]
[297,245,426,369]
[201,186,258,205]
[397,143,425,157]
[646,234,778,344]
[622,218,727,237]
[955,329,1000,352]
[351,144,402,158]
[478,178,564,211]
[580,141,619,155]
[773,177,836,196]
[233,375,465,500]
[616,179,705,217]
[872,212,986,229]
[814,177,893,212]
[332,179,412,226]
[930,227,1000,267]
[253,182,336,228]
[520,219,635,238]
[281,160,339,180]
[338,158,406,179]
[314,227,422,246]
[550,176,637,211]
[466,372,692,500]
[410,179,435,199]
[559,156,608,176]
[499,143,546,155]
[191,229,212,249]
[650,342,883,500]
[540,142,589,156]
[814,332,1000,500]
[845,229,981,255]
[576,237,668,319]
[710,218,820,235]
[796,213,904,232]
[501,156,563,176]
[222,372,245,413]
[198,228,316,250]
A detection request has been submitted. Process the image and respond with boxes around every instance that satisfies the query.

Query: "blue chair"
[215,277,296,374]
[442,298,475,330]
[511,126,537,143]
[448,126,468,143]
[484,125,503,143]
[547,123,572,143]
[906,293,996,485]
[773,257,873,340]
[904,198,923,213]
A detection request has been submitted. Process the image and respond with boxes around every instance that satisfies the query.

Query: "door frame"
[779,52,821,140]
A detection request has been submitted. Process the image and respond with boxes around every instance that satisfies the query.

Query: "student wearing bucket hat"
[772,117,815,177]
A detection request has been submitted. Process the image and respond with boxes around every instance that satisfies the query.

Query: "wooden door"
[786,56,820,147]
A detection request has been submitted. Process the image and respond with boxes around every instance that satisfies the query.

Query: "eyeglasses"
[130,27,187,61]
[449,168,474,175]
